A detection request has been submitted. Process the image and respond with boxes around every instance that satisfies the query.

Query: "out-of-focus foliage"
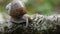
[0,0,60,14]
[0,0,11,13]
[26,0,60,15]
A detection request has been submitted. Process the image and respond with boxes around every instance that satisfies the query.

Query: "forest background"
[0,0,60,15]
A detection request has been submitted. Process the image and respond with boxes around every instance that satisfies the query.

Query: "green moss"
[3,25,8,30]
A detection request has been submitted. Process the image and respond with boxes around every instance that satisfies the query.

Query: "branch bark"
[0,14,60,34]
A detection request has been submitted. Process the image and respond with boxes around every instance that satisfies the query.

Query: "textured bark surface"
[0,14,60,34]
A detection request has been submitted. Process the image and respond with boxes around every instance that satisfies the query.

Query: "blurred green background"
[0,0,60,15]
